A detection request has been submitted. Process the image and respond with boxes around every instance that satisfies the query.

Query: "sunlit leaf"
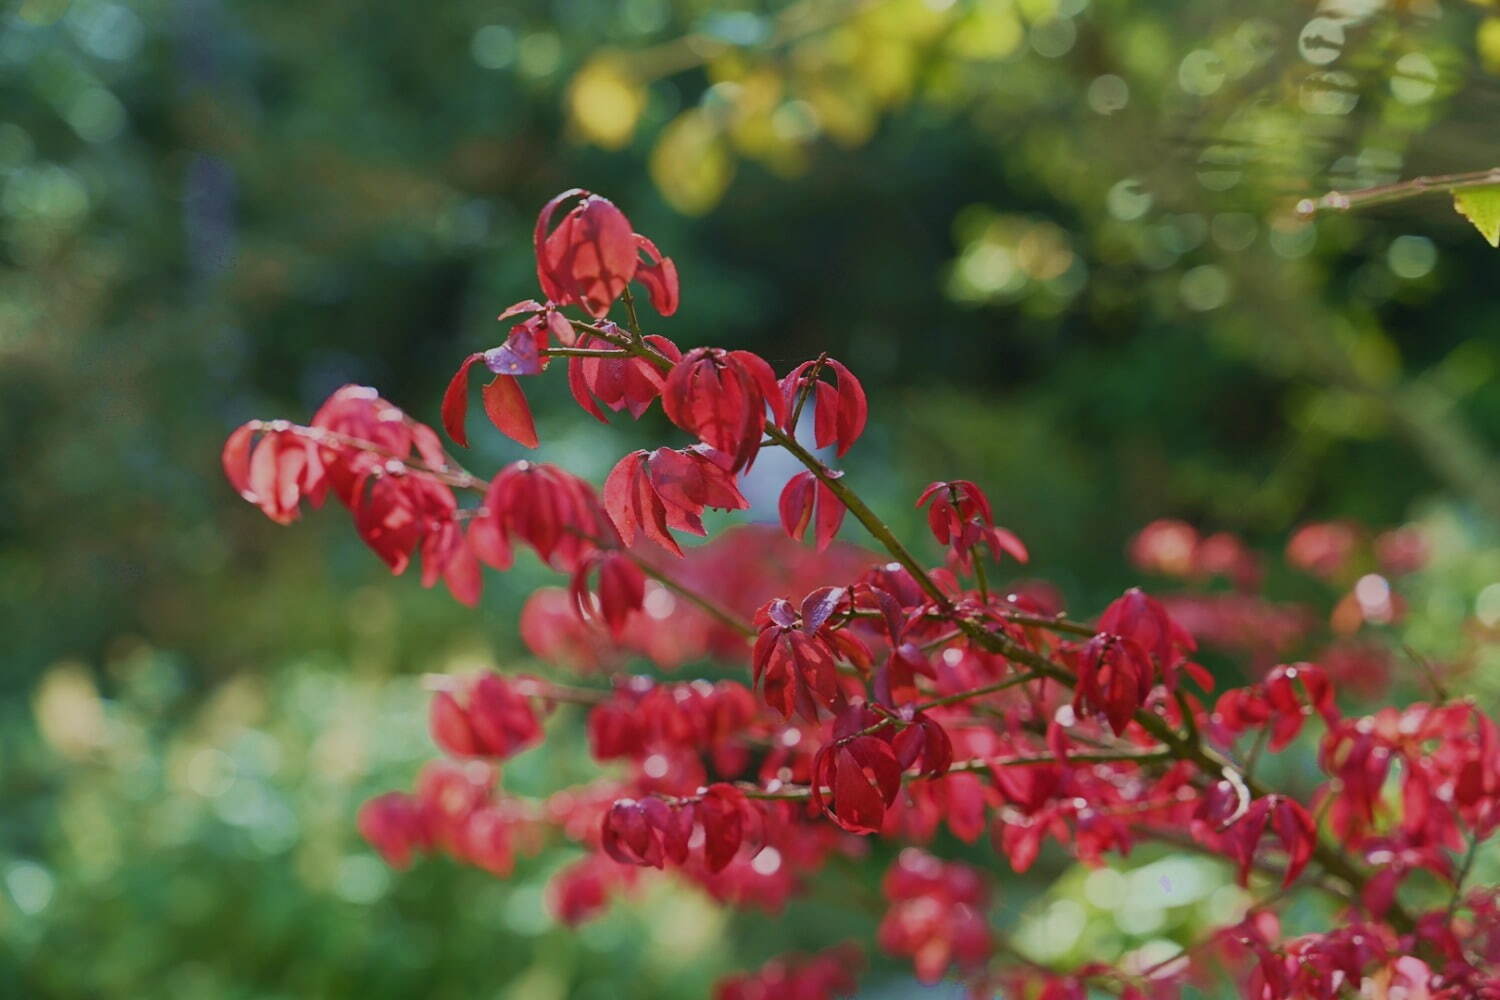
[1454,185,1500,247]
[567,55,646,151]
[1478,18,1500,76]
[650,110,733,215]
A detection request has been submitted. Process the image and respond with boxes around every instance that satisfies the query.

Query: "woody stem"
[626,553,757,638]
[1295,166,1500,216]
[558,311,1413,931]
[742,749,1176,801]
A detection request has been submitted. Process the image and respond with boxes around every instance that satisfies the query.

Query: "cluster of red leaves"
[1068,588,1204,735]
[1225,910,1500,1000]
[877,849,993,984]
[223,387,483,603]
[809,704,952,834]
[602,784,757,872]
[441,191,681,449]
[604,445,748,555]
[1133,518,1428,672]
[1212,662,1338,752]
[227,190,1500,1000]
[357,759,538,876]
[917,479,1028,572]
[587,676,759,782]
[428,671,543,760]
[1131,518,1264,591]
[713,944,862,1000]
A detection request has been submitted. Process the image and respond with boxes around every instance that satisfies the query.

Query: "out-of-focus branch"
[1295,167,1500,216]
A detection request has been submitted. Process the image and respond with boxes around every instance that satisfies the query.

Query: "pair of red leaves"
[777,359,868,458]
[568,551,647,638]
[601,784,754,873]
[442,352,540,450]
[661,347,784,473]
[876,849,992,984]
[916,479,1029,569]
[752,589,873,723]
[1073,633,1154,737]
[1073,589,1207,735]
[1214,662,1337,752]
[428,672,543,761]
[474,460,611,574]
[1098,587,1202,692]
[357,759,517,874]
[603,445,748,556]
[569,329,682,422]
[778,471,845,552]
[660,351,870,478]
[535,189,679,319]
[809,705,954,835]
[357,791,429,870]
[221,424,327,525]
[1222,794,1318,888]
[714,944,863,1000]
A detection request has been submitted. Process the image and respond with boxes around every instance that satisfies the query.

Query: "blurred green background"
[3,0,1500,996]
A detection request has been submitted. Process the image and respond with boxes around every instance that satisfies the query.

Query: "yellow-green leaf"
[567,55,645,151]
[650,110,733,215]
[1454,185,1500,247]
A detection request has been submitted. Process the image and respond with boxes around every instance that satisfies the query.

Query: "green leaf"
[1453,185,1500,247]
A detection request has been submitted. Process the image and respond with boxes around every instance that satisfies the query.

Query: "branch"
[273,422,488,492]
[744,749,1175,801]
[550,313,1417,932]
[628,552,758,638]
[1295,167,1500,216]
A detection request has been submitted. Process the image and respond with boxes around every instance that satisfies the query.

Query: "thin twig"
[539,312,1419,932]
[743,749,1175,801]
[628,553,758,639]
[1295,167,1500,216]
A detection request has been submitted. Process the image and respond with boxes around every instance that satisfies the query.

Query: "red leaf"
[537,192,639,317]
[430,690,478,756]
[567,355,609,423]
[596,554,645,635]
[699,784,746,872]
[832,746,885,833]
[814,480,844,551]
[894,714,954,776]
[778,471,816,542]
[633,234,680,316]
[533,188,585,303]
[1272,797,1316,886]
[800,586,845,633]
[827,740,899,834]
[466,673,541,758]
[603,451,645,547]
[813,381,838,451]
[443,533,483,607]
[827,360,868,457]
[482,374,539,449]
[467,509,514,570]
[222,423,256,498]
[442,353,485,447]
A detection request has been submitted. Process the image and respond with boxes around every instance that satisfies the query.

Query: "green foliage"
[1454,185,1500,247]
[3,0,1500,995]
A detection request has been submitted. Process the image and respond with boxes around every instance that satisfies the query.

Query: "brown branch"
[1295,166,1500,216]
[744,748,1175,801]
[544,313,1416,932]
